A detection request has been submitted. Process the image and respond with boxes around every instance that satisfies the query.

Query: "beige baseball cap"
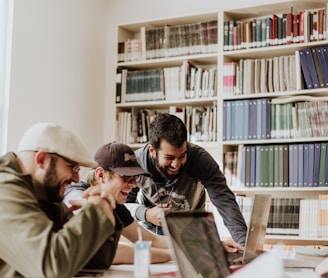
[18,122,97,168]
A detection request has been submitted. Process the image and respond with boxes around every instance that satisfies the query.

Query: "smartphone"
[75,270,104,277]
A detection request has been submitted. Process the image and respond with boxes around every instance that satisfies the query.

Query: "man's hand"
[72,185,117,225]
[145,205,170,226]
[222,239,244,253]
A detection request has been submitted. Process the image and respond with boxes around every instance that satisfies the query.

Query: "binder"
[305,48,320,88]
[315,47,328,87]
[298,49,313,89]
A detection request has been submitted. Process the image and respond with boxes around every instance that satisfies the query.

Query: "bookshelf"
[115,12,220,160]
[114,0,328,246]
[220,0,328,245]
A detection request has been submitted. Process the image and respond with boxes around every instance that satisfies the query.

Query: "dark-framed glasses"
[49,153,80,173]
[121,175,140,183]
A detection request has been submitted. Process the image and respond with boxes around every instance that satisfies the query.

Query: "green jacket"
[0,152,122,278]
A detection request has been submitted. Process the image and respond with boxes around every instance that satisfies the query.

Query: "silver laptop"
[161,211,231,278]
[160,194,272,277]
[229,194,272,265]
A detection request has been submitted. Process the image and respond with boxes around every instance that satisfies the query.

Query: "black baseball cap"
[93,142,151,177]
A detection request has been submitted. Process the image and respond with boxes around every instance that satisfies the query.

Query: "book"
[239,145,246,187]
[292,13,299,43]
[298,49,313,89]
[299,199,320,237]
[267,198,301,235]
[299,10,305,43]
[248,99,257,140]
[311,48,325,88]
[295,50,304,90]
[259,145,270,187]
[115,68,123,103]
[319,143,327,187]
[304,47,320,89]
[276,145,284,187]
[268,145,274,187]
[288,144,298,187]
[145,69,165,101]
[319,194,328,237]
[255,145,261,187]
[250,146,256,187]
[262,98,271,140]
[303,143,309,187]
[315,47,328,87]
[245,146,251,187]
[282,144,289,187]
[313,143,321,187]
[223,21,229,51]
[308,143,315,187]
[298,144,304,187]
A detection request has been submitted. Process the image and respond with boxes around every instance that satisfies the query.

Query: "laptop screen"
[161,211,231,278]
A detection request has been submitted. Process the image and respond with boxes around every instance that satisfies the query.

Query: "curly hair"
[149,113,187,150]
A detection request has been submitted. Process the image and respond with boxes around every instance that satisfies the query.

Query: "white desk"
[77,262,178,278]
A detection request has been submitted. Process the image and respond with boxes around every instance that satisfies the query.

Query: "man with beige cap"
[0,122,120,277]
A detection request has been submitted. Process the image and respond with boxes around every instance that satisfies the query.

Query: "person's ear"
[95,167,106,183]
[34,151,49,169]
[148,144,156,159]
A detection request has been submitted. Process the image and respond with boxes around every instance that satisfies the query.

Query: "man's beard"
[42,159,64,203]
[154,156,180,180]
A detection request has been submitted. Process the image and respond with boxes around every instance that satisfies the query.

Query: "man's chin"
[165,172,179,180]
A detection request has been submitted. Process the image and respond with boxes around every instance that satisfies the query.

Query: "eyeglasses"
[121,175,140,183]
[49,153,80,173]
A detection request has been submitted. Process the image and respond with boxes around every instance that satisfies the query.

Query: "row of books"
[116,105,217,144]
[224,6,327,51]
[299,196,328,237]
[116,61,217,103]
[236,195,328,237]
[223,55,297,96]
[222,45,328,96]
[117,20,218,63]
[223,98,271,141]
[271,99,328,139]
[223,97,328,141]
[299,46,328,89]
[224,142,328,189]
[237,196,300,236]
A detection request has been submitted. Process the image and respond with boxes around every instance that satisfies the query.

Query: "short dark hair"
[149,113,187,150]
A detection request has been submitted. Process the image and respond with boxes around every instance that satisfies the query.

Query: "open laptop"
[161,211,231,278]
[160,194,272,278]
[228,194,272,265]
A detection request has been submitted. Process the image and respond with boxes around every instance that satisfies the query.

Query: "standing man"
[126,113,247,245]
[0,123,120,277]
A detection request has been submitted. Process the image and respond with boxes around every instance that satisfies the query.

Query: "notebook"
[160,194,272,278]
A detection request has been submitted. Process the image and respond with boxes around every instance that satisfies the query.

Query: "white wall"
[7,0,108,164]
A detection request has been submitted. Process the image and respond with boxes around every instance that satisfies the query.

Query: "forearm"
[149,247,172,263]
[149,235,169,249]
[124,203,147,221]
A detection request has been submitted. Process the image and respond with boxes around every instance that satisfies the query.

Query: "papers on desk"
[228,245,284,278]
[294,246,328,257]
[228,245,318,278]
[110,263,178,277]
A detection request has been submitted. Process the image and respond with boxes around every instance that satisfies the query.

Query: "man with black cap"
[64,141,172,264]
[0,123,120,277]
